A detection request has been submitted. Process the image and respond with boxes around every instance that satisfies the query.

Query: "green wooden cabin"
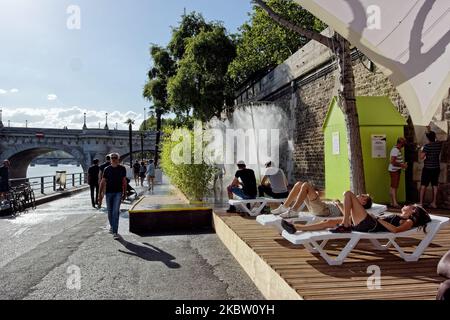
[323,96,407,203]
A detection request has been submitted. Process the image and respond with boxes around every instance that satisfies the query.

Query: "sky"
[0,0,253,130]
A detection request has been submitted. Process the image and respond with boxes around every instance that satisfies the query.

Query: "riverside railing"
[10,172,87,195]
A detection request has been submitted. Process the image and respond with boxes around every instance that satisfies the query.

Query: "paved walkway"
[0,179,263,300]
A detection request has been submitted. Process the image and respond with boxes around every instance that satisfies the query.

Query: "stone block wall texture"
[236,33,450,206]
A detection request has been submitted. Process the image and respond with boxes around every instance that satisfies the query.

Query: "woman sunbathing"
[281,190,431,234]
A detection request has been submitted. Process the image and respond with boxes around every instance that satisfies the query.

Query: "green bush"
[160,126,215,201]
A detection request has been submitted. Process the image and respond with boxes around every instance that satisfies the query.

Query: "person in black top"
[226,160,257,212]
[99,153,127,240]
[0,160,10,200]
[87,159,100,208]
[281,190,431,235]
[419,129,443,208]
[98,155,111,181]
[132,160,141,186]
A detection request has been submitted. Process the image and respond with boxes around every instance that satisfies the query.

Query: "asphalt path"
[0,189,264,300]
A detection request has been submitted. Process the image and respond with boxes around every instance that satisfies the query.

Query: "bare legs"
[420,185,438,208]
[390,187,399,207]
[292,191,368,232]
[283,181,319,211]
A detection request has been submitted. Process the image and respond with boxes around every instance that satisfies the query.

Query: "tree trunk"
[154,110,163,167]
[334,33,366,194]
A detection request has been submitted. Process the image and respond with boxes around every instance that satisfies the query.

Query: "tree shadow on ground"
[118,238,181,269]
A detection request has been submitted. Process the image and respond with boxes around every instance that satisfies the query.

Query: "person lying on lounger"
[281,191,432,234]
[271,181,369,219]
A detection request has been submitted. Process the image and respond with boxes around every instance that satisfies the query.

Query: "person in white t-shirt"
[388,137,407,208]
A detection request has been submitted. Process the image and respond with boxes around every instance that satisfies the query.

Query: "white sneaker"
[280,208,299,219]
[272,205,289,215]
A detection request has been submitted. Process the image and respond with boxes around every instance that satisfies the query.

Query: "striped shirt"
[423,141,442,169]
[388,147,403,172]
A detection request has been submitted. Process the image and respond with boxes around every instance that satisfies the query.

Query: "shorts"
[229,186,255,200]
[389,170,401,188]
[352,215,387,233]
[421,167,440,187]
[305,196,331,216]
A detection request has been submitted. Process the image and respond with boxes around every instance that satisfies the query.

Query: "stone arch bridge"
[0,127,157,179]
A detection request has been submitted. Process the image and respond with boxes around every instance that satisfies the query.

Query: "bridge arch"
[1,145,88,179]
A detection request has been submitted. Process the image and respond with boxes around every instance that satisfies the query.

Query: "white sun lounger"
[229,197,293,216]
[256,203,388,233]
[281,214,449,265]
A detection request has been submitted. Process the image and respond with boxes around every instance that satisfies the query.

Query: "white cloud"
[10,88,19,93]
[0,89,7,95]
[47,94,58,101]
[1,107,144,130]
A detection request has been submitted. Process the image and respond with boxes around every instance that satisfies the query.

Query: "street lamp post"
[129,122,133,168]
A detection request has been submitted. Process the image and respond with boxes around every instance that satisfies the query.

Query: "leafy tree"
[143,45,176,166]
[254,0,366,194]
[167,26,236,122]
[228,0,326,85]
[139,114,194,131]
[168,12,216,61]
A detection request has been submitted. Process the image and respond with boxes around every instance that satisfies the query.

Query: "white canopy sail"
[294,0,450,126]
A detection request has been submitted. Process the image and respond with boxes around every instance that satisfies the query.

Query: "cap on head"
[237,160,246,165]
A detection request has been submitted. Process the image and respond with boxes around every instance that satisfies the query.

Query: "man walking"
[98,153,127,240]
[388,137,407,208]
[132,160,141,186]
[0,160,10,201]
[146,159,155,193]
[97,155,111,209]
[87,159,100,208]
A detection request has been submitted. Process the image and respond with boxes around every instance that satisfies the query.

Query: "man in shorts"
[419,130,443,208]
[271,181,342,218]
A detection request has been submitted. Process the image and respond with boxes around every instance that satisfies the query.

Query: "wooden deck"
[214,209,450,300]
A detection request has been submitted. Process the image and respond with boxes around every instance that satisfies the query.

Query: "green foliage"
[139,115,194,131]
[228,0,326,85]
[168,12,217,61]
[143,45,176,114]
[160,127,215,201]
[167,26,236,122]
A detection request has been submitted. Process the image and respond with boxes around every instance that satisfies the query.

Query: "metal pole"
[141,133,144,161]
[129,123,133,168]
[41,177,44,194]
[53,176,56,191]
[249,104,261,181]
